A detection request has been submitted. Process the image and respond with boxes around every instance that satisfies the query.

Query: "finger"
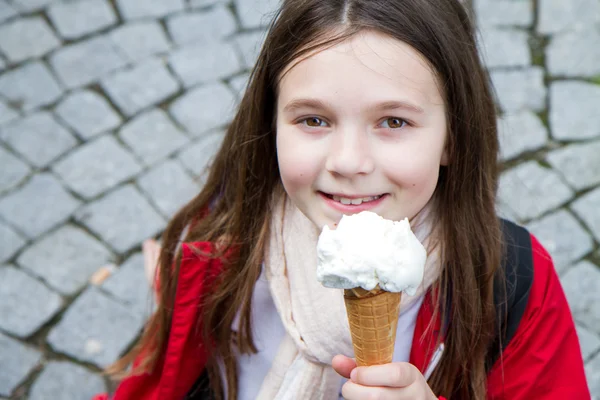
[341,380,401,400]
[332,354,357,379]
[351,362,419,388]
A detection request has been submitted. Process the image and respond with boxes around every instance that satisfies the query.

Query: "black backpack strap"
[485,219,534,371]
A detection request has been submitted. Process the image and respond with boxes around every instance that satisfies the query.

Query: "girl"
[94,0,590,399]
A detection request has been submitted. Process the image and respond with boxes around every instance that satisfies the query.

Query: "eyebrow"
[282,98,425,114]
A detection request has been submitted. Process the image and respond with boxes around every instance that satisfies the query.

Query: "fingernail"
[350,368,357,381]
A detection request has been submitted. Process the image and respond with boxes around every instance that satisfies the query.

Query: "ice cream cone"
[343,286,401,366]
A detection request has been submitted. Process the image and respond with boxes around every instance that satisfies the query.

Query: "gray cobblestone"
[497,161,574,221]
[0,2,17,25]
[0,62,63,112]
[0,221,26,263]
[475,0,533,28]
[0,174,81,239]
[234,0,280,29]
[137,159,199,217]
[102,253,154,317]
[74,185,165,253]
[49,36,128,89]
[0,112,77,168]
[119,108,189,165]
[537,0,600,35]
[108,21,171,63]
[0,17,60,63]
[0,58,5,72]
[0,102,18,127]
[550,81,600,141]
[527,209,593,274]
[47,287,144,368]
[18,225,113,295]
[29,361,106,400]
[490,67,546,113]
[168,42,241,88]
[52,135,143,199]
[166,6,237,46]
[116,0,185,20]
[547,140,600,191]
[232,31,267,70]
[0,146,30,194]
[169,83,236,136]
[189,0,230,7]
[478,28,531,69]
[577,324,600,362]
[10,0,53,12]
[561,261,600,334]
[54,90,122,139]
[498,111,548,161]
[48,0,117,40]
[101,59,180,117]
[571,188,600,243]
[0,332,41,397]
[178,132,224,180]
[587,353,600,397]
[546,28,600,78]
[0,266,63,338]
[229,73,250,99]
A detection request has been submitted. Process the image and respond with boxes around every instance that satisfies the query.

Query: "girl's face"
[276,30,448,229]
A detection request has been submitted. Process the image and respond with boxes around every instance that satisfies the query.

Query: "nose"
[325,130,375,177]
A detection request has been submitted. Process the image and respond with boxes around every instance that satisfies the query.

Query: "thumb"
[332,355,357,379]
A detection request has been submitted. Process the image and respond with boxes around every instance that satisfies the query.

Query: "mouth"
[319,191,388,210]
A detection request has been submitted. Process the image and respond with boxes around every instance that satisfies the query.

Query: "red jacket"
[93,234,590,399]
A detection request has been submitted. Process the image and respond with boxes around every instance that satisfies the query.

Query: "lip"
[318,191,388,213]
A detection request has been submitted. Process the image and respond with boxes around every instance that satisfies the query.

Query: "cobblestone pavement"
[0,0,598,398]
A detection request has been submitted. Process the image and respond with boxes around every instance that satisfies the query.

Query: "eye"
[381,117,408,129]
[301,117,327,127]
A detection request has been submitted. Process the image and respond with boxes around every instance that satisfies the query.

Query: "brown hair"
[107,0,501,398]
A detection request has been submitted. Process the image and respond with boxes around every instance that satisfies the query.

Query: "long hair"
[107,0,501,398]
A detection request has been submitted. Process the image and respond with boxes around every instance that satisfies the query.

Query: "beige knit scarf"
[256,195,441,399]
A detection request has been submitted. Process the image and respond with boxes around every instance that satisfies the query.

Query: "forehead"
[278,30,443,108]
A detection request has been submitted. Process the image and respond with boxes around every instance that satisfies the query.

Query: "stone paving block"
[0,146,30,194]
[234,0,280,29]
[490,67,546,113]
[108,21,171,63]
[0,17,60,63]
[0,102,18,127]
[74,185,165,253]
[546,28,600,78]
[0,221,26,263]
[168,42,241,88]
[170,83,237,136]
[0,266,63,337]
[229,73,250,99]
[116,0,185,20]
[101,59,180,117]
[537,0,600,35]
[49,36,128,89]
[561,261,600,334]
[550,81,600,141]
[0,174,82,239]
[119,108,189,165]
[547,140,600,191]
[29,361,106,400]
[166,6,237,46]
[0,58,5,72]
[572,188,600,243]
[18,225,113,295]
[0,62,63,112]
[498,111,548,161]
[102,253,154,316]
[527,209,593,274]
[232,31,267,70]
[587,353,600,397]
[478,28,531,69]
[47,287,144,368]
[178,132,225,180]
[9,0,53,12]
[497,161,574,221]
[48,0,117,40]
[0,332,42,397]
[137,160,199,218]
[475,0,533,28]
[0,112,77,168]
[52,135,143,199]
[0,2,18,25]
[54,90,122,139]
[189,0,230,7]
[577,324,600,362]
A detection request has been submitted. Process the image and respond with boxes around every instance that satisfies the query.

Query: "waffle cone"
[344,286,401,366]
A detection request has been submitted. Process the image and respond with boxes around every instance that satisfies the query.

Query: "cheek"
[382,151,442,192]
[276,128,320,192]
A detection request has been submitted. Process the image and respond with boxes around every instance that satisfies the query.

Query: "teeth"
[331,195,381,205]
[340,198,352,205]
